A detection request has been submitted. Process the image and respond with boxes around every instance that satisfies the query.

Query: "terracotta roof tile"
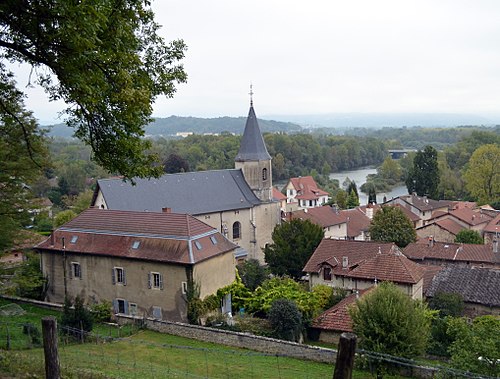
[448,208,492,227]
[311,289,372,332]
[340,208,371,238]
[421,265,444,293]
[272,187,287,201]
[403,241,496,264]
[484,213,500,233]
[293,207,347,228]
[36,208,237,265]
[289,176,329,201]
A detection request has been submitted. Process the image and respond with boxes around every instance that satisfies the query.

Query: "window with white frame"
[71,262,81,279]
[112,267,126,285]
[148,272,163,290]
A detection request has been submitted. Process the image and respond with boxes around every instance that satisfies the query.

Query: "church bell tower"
[234,86,273,202]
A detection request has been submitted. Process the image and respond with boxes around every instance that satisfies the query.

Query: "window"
[117,299,126,314]
[232,222,241,240]
[194,241,202,250]
[210,236,217,245]
[70,235,78,244]
[132,241,140,249]
[148,272,163,290]
[181,281,188,294]
[152,306,162,319]
[323,267,332,281]
[129,303,137,316]
[71,262,81,279]
[112,267,126,285]
[262,168,268,181]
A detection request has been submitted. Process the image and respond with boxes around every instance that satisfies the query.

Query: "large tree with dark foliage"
[369,206,416,248]
[0,0,187,179]
[264,219,324,280]
[405,145,440,199]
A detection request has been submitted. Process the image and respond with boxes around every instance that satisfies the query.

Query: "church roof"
[234,104,271,162]
[93,169,261,215]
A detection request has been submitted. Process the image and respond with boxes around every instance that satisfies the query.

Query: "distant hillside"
[44,116,302,137]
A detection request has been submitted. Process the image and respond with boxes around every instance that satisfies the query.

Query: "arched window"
[232,221,241,240]
[262,168,268,181]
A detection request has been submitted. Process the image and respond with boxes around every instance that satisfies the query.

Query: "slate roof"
[93,169,261,215]
[403,241,497,265]
[426,266,500,307]
[421,265,444,294]
[234,104,271,161]
[288,176,329,201]
[303,239,395,274]
[311,289,372,332]
[36,208,237,265]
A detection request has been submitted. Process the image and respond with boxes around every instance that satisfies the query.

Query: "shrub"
[90,301,112,323]
[61,296,93,334]
[268,298,302,342]
[22,323,41,346]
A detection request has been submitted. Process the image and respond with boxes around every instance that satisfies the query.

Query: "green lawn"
[0,299,407,378]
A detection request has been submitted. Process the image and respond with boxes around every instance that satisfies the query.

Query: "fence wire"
[0,320,497,379]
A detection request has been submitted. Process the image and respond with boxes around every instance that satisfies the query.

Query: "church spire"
[235,86,271,162]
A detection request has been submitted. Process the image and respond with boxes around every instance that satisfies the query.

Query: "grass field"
[0,299,408,378]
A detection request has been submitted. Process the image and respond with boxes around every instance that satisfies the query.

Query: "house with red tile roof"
[309,289,372,344]
[36,208,237,322]
[403,239,500,268]
[284,176,330,210]
[416,218,464,244]
[481,212,500,245]
[303,239,425,299]
[384,194,452,227]
[292,206,348,239]
[272,187,287,212]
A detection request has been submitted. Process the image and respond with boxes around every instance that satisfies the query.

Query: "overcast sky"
[12,0,500,123]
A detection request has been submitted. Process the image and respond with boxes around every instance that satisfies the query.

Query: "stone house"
[284,176,330,210]
[426,266,500,317]
[35,208,237,322]
[303,239,425,299]
[403,239,500,268]
[91,100,281,263]
[482,213,500,245]
[292,206,348,239]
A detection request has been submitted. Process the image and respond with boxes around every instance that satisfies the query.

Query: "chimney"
[50,233,55,246]
[342,256,349,269]
[162,207,172,213]
[428,236,434,247]
[366,205,374,219]
[494,239,499,254]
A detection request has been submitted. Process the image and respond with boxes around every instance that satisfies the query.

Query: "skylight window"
[132,241,140,249]
[194,241,202,250]
[70,236,78,244]
[210,236,217,245]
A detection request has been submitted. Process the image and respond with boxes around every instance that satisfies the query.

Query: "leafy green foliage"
[369,206,416,247]
[454,229,483,245]
[163,153,190,173]
[11,253,48,300]
[351,282,432,360]
[268,299,302,342]
[428,292,464,318]
[54,210,77,228]
[427,316,456,357]
[463,144,500,205]
[1,1,187,179]
[22,323,41,346]
[237,259,268,291]
[264,219,324,279]
[0,69,48,251]
[405,145,440,199]
[448,316,500,377]
[61,296,94,333]
[89,301,112,323]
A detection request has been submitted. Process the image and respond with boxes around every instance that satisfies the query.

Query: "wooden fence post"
[42,316,60,379]
[333,332,357,379]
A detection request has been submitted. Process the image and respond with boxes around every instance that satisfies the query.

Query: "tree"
[61,296,94,333]
[378,156,402,183]
[54,210,77,228]
[428,292,464,318]
[11,252,48,300]
[463,144,500,205]
[0,1,187,179]
[268,299,302,342]
[264,219,324,280]
[455,229,483,245]
[347,189,359,208]
[369,206,416,247]
[350,282,432,377]
[448,316,500,377]
[237,259,267,291]
[163,153,190,174]
[368,185,377,204]
[335,190,348,209]
[405,145,440,199]
[0,69,48,251]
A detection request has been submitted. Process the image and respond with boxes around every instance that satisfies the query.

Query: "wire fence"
[0,320,497,379]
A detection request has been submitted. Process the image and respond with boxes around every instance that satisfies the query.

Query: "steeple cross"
[249,84,254,106]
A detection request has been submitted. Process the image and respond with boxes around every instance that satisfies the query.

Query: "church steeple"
[235,87,273,202]
[235,86,271,162]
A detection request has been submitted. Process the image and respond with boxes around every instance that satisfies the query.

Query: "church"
[91,97,281,263]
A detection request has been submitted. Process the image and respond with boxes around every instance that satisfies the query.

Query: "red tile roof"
[448,208,492,227]
[311,289,372,332]
[392,194,452,212]
[272,187,287,201]
[417,218,464,236]
[303,239,395,274]
[36,208,237,265]
[345,249,424,284]
[403,241,496,264]
[293,206,347,228]
[421,265,444,294]
[484,213,500,233]
[289,176,329,201]
[341,208,372,238]
[388,204,421,222]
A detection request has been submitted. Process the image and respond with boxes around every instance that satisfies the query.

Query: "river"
[329,168,408,205]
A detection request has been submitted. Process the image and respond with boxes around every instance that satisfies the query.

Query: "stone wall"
[116,314,337,364]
